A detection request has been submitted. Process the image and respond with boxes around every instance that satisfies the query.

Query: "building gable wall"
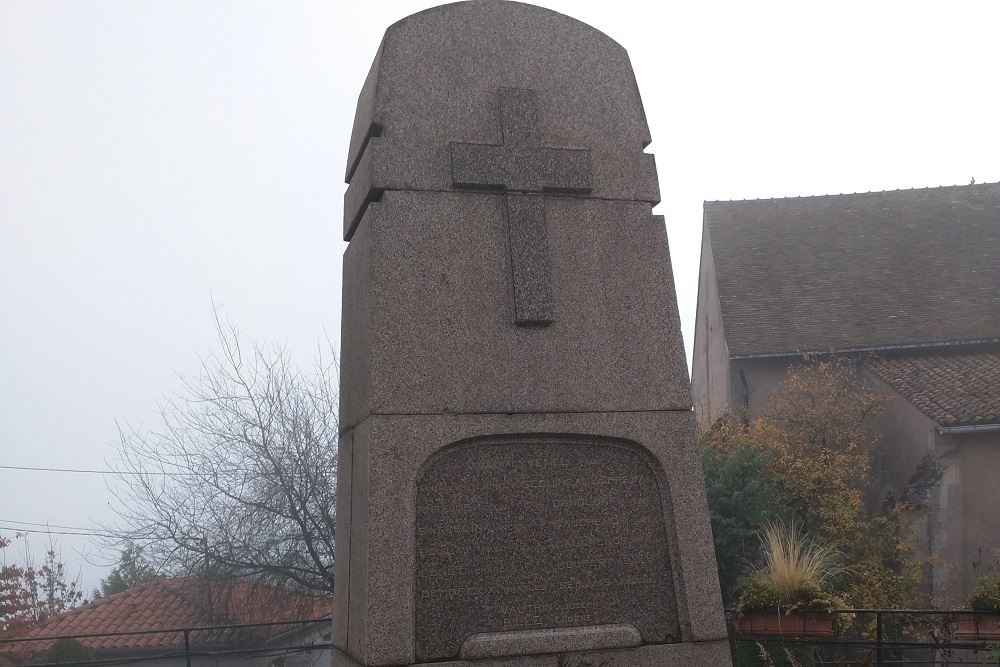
[692,221,731,426]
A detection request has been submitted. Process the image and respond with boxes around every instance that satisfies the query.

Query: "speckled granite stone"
[339,191,692,427]
[334,3,729,666]
[459,625,642,660]
[341,1,659,240]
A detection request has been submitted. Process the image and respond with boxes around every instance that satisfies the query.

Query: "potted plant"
[956,576,1000,640]
[735,522,845,638]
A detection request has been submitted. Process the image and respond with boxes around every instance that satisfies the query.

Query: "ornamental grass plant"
[738,522,846,613]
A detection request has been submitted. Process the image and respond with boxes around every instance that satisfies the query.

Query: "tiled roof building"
[705,184,1000,358]
[692,181,1000,605]
[5,577,331,666]
[868,351,1000,429]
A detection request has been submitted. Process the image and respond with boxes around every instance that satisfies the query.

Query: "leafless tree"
[107,311,338,595]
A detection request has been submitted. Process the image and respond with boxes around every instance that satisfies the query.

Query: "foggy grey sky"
[3,0,999,592]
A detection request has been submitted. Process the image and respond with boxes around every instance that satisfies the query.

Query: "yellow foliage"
[758,522,842,601]
[703,357,927,610]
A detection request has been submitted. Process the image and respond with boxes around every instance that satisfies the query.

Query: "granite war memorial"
[333,2,731,666]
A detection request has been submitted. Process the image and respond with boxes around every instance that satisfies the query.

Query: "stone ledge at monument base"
[332,640,733,667]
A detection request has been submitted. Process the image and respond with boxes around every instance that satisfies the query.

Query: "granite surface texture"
[459,625,642,660]
[415,438,678,660]
[335,2,728,666]
[332,639,733,667]
[331,429,353,652]
[449,88,593,194]
[342,1,659,240]
[505,194,552,324]
[335,411,725,665]
[339,191,691,430]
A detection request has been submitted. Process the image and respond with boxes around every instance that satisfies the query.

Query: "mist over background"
[3,0,999,593]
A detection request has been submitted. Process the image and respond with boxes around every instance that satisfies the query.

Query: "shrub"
[37,639,94,664]
[738,522,845,613]
[968,576,1000,612]
[700,441,786,604]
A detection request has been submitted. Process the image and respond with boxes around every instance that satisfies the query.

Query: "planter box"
[736,610,834,637]
[955,613,1000,640]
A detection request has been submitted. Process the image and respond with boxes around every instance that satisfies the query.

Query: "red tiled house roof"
[868,350,1000,428]
[12,576,331,653]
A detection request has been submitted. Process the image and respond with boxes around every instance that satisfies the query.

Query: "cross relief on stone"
[450,87,593,325]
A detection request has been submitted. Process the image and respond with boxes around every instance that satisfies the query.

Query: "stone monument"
[333,2,731,666]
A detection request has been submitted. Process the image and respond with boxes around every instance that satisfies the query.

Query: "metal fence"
[729,609,1000,666]
[4,610,999,667]
[0,619,332,667]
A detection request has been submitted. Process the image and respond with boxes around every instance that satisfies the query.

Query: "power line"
[0,518,107,532]
[0,464,190,476]
[0,524,116,537]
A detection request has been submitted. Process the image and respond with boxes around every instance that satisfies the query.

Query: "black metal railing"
[3,611,999,667]
[0,618,332,667]
[729,608,1000,666]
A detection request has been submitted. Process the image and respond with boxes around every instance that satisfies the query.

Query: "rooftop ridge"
[731,338,1000,361]
[705,179,1000,204]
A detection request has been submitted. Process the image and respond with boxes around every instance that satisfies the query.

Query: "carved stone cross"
[450,88,593,325]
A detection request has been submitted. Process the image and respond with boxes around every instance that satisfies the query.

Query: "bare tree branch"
[102,308,338,595]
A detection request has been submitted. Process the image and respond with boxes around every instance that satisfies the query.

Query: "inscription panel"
[414,439,678,661]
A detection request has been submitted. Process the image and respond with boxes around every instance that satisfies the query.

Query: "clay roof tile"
[10,577,331,655]
[867,350,1000,427]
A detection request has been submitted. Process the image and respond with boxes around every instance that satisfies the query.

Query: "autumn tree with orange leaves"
[702,358,926,610]
[0,535,84,641]
[0,536,35,639]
